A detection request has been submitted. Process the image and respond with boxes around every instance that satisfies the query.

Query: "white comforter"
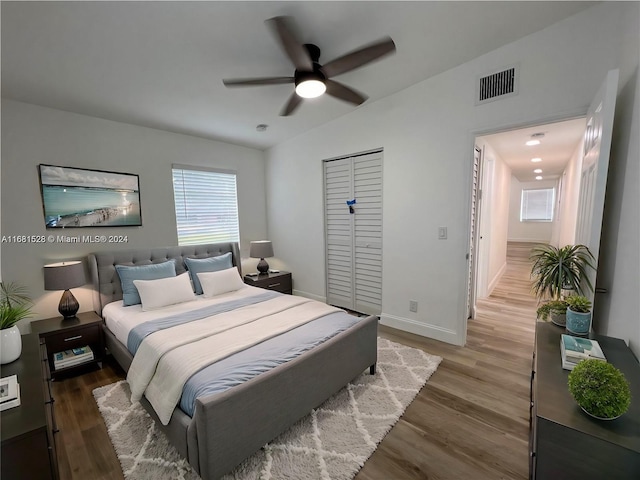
[126,293,340,425]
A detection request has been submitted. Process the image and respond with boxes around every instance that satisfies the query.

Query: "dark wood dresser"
[530,322,640,479]
[1,333,58,479]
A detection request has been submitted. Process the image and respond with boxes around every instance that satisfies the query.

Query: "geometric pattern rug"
[93,338,442,480]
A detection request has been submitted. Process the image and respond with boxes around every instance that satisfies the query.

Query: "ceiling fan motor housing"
[295,68,326,86]
[295,44,325,86]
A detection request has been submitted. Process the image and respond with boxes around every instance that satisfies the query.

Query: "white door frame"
[467,146,485,319]
[458,109,588,346]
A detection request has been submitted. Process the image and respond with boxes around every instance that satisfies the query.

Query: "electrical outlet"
[438,226,447,239]
[409,300,418,313]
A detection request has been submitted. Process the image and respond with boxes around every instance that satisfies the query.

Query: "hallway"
[364,241,538,479]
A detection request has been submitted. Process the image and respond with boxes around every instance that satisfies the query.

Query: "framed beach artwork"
[38,164,142,228]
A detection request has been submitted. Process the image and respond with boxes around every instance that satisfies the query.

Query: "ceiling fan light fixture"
[295,79,326,98]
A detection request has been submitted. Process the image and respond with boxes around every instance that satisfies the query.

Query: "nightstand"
[30,311,105,380]
[244,271,292,294]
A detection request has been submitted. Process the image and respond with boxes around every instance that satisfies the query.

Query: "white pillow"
[198,267,245,297]
[133,272,195,311]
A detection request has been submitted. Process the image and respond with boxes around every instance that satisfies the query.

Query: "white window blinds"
[521,188,555,222]
[172,166,240,245]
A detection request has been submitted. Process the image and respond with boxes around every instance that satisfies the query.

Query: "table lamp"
[44,261,86,318]
[249,240,274,274]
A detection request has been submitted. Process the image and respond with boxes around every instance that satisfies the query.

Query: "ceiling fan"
[222,16,396,116]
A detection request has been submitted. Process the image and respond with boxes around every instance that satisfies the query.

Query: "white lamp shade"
[249,241,274,259]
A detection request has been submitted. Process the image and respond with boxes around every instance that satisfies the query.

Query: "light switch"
[438,227,447,239]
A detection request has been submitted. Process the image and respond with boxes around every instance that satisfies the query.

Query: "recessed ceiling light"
[526,132,545,146]
[535,176,543,180]
[534,169,543,173]
[531,157,542,163]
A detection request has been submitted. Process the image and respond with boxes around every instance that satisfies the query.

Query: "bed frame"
[88,243,378,479]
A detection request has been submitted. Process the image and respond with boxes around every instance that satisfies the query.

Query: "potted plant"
[530,244,595,298]
[565,295,592,336]
[0,282,33,364]
[536,299,569,326]
[568,359,631,420]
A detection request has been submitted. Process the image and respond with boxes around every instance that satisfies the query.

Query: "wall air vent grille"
[476,66,518,104]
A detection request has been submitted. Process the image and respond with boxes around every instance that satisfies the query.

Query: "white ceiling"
[478,117,586,183]
[1,1,596,150]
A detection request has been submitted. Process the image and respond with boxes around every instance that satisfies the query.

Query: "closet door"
[324,158,354,310]
[353,153,383,315]
[324,152,383,315]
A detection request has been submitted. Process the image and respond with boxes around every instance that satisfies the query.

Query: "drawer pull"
[64,335,82,342]
[268,283,281,288]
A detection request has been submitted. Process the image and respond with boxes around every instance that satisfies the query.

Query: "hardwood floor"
[52,242,538,479]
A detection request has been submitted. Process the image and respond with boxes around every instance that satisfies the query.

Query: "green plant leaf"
[0,282,33,329]
[530,244,595,300]
[568,359,631,418]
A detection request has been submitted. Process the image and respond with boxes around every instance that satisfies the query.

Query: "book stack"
[0,374,21,411]
[560,334,606,370]
[53,345,94,370]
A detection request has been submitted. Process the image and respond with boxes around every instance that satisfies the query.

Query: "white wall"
[1,100,267,327]
[475,139,511,298]
[265,2,639,346]
[508,178,556,243]
[552,139,584,247]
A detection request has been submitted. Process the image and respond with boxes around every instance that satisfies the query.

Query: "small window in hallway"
[521,188,555,222]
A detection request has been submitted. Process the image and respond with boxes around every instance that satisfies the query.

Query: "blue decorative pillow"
[115,260,177,306]
[184,252,233,295]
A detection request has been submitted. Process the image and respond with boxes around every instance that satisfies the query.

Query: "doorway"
[468,117,587,318]
[464,70,618,345]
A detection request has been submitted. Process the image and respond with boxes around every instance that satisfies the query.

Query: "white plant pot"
[1,325,22,364]
[551,312,567,327]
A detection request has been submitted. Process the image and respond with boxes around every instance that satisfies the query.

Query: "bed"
[88,243,378,479]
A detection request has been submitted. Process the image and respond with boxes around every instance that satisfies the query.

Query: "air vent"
[476,66,518,104]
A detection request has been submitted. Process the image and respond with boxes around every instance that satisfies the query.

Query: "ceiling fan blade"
[322,37,396,78]
[280,92,303,116]
[265,16,313,71]
[325,80,368,106]
[223,77,294,87]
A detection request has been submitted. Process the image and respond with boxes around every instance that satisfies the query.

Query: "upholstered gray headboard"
[88,242,241,316]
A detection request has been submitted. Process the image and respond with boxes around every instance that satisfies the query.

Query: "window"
[520,188,555,222]
[172,165,239,245]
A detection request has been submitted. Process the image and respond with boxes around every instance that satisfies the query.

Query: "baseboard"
[486,262,507,297]
[379,313,461,345]
[292,289,326,303]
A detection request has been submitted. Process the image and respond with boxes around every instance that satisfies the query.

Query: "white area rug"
[93,338,441,480]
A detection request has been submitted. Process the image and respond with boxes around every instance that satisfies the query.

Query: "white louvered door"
[324,158,354,310]
[324,151,383,315]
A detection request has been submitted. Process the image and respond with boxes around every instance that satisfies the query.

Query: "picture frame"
[38,164,142,228]
[0,374,20,411]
